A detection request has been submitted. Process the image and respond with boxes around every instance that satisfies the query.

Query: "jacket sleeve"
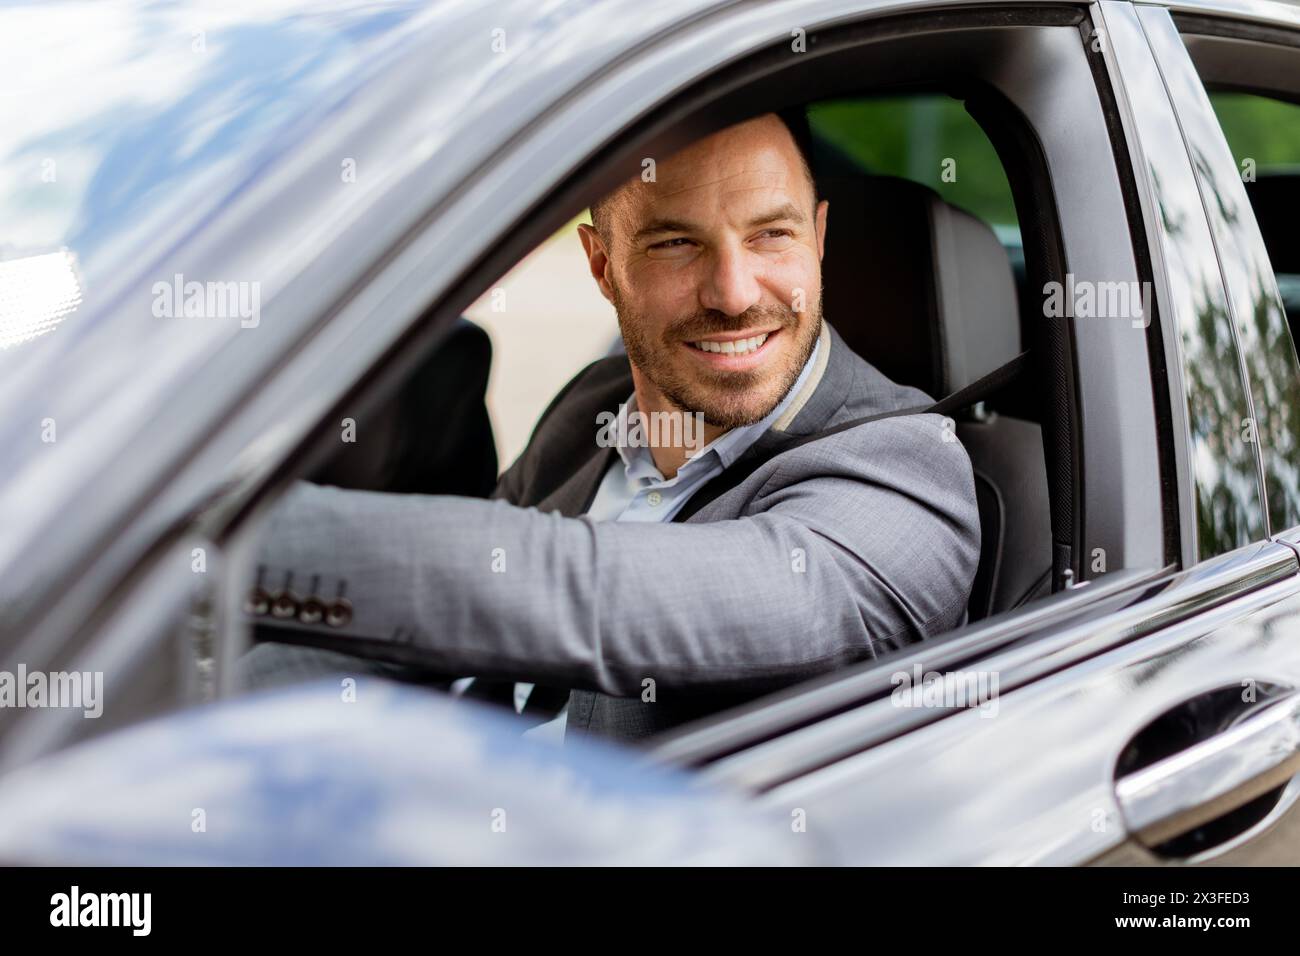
[249,411,980,697]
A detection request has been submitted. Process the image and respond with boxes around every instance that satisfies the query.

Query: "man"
[241,113,981,744]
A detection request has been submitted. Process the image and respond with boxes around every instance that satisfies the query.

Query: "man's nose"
[698,243,762,318]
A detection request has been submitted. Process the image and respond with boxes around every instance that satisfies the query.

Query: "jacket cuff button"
[244,587,270,616]
[325,598,353,628]
[298,596,325,626]
[269,590,301,620]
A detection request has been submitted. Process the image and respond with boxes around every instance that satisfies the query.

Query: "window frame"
[238,4,1161,586]
[212,7,1175,757]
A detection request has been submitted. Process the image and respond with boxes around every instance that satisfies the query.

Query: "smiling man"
[242,113,981,743]
[586,114,828,471]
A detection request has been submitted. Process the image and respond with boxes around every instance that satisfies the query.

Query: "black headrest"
[309,317,498,497]
[818,174,1020,398]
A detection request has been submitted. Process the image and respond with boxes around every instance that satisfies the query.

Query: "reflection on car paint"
[0,680,808,865]
[1140,9,1300,540]
[1107,7,1267,556]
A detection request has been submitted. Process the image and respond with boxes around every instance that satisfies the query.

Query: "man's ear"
[814,198,829,261]
[577,223,616,305]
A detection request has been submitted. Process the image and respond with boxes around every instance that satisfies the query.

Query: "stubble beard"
[611,283,823,429]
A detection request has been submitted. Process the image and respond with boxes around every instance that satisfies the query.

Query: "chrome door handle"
[1116,692,1300,846]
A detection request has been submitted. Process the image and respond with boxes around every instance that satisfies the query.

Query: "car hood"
[0,679,811,865]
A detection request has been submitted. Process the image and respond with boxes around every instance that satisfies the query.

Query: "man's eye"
[754,229,793,242]
[645,237,696,258]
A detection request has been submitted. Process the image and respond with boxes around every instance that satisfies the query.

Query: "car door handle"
[1115,692,1300,847]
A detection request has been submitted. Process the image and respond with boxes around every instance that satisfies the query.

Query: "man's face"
[579,114,829,428]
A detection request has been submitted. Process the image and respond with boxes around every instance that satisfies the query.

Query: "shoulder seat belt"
[673,350,1030,523]
[516,351,1030,724]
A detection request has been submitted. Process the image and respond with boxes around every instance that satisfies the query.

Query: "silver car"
[1,0,1300,866]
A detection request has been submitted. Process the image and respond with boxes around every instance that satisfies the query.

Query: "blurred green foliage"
[808,96,1019,233]
[1209,92,1300,172]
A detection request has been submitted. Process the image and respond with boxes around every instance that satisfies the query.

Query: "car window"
[803,93,1054,433]
[1207,91,1300,536]
[1122,19,1275,557]
[228,11,1161,751]
[808,94,1021,257]
[464,218,616,470]
[1165,23,1300,541]
[1208,92,1300,328]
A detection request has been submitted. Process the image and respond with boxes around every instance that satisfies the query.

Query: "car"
[2,0,1300,866]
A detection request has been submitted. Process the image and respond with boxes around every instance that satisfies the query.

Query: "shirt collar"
[612,332,824,481]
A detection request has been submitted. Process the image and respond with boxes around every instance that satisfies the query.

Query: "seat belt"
[518,350,1030,726]
[674,350,1030,523]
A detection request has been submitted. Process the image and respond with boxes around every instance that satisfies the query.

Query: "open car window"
[227,22,1111,749]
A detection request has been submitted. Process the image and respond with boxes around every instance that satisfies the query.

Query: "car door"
[650,1,1300,866]
[7,0,1299,868]
[1122,0,1300,863]
[6,0,1154,754]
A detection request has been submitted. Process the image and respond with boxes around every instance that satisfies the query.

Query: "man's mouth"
[688,331,771,355]
[681,327,783,371]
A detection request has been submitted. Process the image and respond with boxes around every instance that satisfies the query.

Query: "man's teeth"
[691,333,769,355]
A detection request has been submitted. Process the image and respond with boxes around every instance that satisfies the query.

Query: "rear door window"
[1165,12,1300,539]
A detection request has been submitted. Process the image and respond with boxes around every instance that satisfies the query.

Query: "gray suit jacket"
[246,321,980,743]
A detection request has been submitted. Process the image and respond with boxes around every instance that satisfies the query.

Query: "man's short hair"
[589,108,818,243]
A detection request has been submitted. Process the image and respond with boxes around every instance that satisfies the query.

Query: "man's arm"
[249,411,979,697]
